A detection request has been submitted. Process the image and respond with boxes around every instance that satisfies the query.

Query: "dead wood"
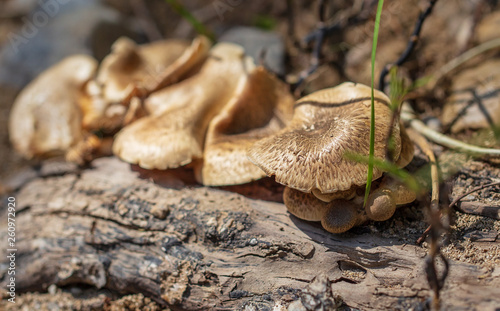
[1,157,499,310]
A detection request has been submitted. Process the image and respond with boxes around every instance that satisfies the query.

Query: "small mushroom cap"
[9,55,97,158]
[248,82,401,193]
[283,187,330,221]
[365,188,396,221]
[284,187,359,233]
[113,43,254,169]
[196,66,295,186]
[379,176,416,205]
[321,200,358,233]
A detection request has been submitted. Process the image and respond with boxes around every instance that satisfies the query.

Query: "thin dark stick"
[416,180,500,245]
[378,0,438,91]
[449,180,500,209]
[383,0,439,160]
[291,1,373,93]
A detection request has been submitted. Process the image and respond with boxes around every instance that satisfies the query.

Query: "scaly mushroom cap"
[196,66,295,186]
[9,55,97,158]
[112,43,254,170]
[248,82,401,194]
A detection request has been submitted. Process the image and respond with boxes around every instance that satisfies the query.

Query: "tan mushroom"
[248,82,401,193]
[9,55,97,159]
[194,66,295,186]
[364,176,416,222]
[112,42,255,170]
[248,82,415,233]
[81,35,211,132]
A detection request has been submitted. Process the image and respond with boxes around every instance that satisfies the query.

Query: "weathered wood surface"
[1,157,499,310]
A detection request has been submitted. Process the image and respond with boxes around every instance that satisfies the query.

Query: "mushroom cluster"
[9,36,211,163]
[248,82,416,233]
[9,36,295,186]
[9,36,415,234]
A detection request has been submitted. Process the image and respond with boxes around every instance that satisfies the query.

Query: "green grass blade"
[364,0,385,207]
[164,0,216,42]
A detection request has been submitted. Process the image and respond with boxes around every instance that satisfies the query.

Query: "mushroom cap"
[365,188,396,221]
[284,187,359,233]
[248,82,401,194]
[321,200,358,233]
[378,175,416,205]
[112,43,255,169]
[196,66,295,186]
[9,55,97,158]
[283,187,331,221]
[95,37,194,103]
[82,36,210,132]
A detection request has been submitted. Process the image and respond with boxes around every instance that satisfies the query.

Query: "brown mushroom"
[365,175,417,221]
[194,66,295,186]
[112,43,254,170]
[284,187,359,233]
[248,82,401,194]
[248,82,415,233]
[9,55,97,159]
[81,35,211,132]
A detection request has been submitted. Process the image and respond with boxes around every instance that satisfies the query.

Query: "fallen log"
[1,157,499,310]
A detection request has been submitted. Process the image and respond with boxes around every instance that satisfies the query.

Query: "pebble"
[48,284,58,295]
[287,300,307,311]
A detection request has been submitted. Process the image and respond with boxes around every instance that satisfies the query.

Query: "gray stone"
[219,26,285,76]
[0,0,144,88]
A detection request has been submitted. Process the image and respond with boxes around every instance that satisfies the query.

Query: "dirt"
[1,0,500,310]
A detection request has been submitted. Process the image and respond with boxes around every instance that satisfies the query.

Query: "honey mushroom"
[9,55,97,159]
[248,82,416,233]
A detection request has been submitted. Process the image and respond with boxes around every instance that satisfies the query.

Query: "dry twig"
[407,128,448,311]
[401,103,500,157]
[378,0,438,91]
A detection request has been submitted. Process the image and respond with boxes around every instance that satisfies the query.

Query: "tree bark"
[1,157,499,310]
